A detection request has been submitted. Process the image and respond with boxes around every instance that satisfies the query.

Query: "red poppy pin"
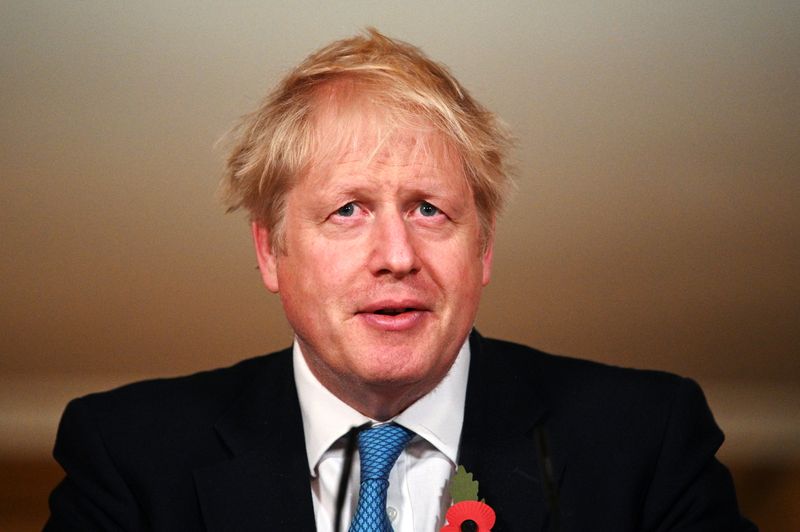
[440,466,496,531]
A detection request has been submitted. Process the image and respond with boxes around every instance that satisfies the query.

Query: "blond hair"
[221,28,513,252]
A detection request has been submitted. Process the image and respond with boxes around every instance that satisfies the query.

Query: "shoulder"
[58,348,294,455]
[469,335,756,531]
[48,349,297,529]
[473,333,687,396]
[471,334,716,442]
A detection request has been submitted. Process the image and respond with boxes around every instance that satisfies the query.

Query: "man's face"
[253,113,493,417]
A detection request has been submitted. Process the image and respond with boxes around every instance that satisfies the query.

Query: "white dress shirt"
[293,338,470,532]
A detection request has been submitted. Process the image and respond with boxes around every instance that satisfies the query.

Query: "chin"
[353,356,444,389]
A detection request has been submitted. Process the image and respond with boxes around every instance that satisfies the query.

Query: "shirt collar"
[293,337,470,477]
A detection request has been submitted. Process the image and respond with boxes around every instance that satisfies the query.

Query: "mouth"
[358,299,428,315]
[373,307,417,316]
[356,301,429,331]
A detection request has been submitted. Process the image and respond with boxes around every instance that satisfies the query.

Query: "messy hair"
[221,28,513,252]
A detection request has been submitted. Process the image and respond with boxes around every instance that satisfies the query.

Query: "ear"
[481,220,495,286]
[251,222,280,293]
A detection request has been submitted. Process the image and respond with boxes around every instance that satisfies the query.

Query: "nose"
[368,210,420,278]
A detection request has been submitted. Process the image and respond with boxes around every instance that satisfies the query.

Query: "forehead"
[306,88,465,178]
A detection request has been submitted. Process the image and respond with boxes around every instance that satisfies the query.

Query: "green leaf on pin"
[449,465,481,503]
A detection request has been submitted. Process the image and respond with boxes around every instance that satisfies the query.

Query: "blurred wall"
[1,1,798,528]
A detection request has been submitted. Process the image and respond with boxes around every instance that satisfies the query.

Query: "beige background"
[2,0,798,480]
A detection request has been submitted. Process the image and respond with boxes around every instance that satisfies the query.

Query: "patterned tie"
[348,423,414,532]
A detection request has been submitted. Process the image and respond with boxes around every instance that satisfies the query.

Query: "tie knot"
[357,423,414,481]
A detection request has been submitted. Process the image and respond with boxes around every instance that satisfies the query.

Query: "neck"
[350,386,432,421]
[302,355,439,421]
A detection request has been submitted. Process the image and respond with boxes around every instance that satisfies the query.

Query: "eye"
[418,201,440,217]
[336,202,356,217]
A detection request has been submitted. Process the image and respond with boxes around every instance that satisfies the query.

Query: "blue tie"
[349,423,414,532]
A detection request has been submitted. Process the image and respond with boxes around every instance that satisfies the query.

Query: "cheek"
[282,241,362,300]
[421,237,484,281]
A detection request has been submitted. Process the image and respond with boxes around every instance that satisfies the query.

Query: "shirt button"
[387,506,398,522]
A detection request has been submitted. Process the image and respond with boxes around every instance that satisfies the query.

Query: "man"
[46,30,755,531]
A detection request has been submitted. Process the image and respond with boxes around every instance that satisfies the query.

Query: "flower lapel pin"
[440,465,496,532]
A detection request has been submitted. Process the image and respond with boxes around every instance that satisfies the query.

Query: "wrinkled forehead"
[305,83,466,178]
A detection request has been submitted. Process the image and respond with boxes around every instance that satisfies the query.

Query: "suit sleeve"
[640,377,757,531]
[45,397,145,531]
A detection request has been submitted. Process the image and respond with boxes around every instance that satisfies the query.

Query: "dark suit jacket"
[45,333,756,531]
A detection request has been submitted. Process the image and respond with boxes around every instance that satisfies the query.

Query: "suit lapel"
[459,332,566,532]
[191,336,567,531]
[193,350,316,532]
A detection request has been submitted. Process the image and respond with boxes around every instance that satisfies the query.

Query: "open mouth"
[373,308,415,316]
[358,302,426,331]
